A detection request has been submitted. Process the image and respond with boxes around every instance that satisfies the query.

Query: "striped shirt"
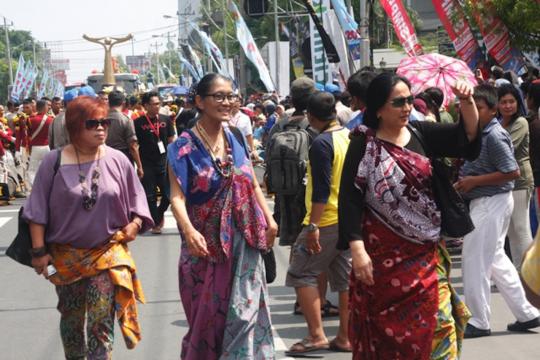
[461,118,518,200]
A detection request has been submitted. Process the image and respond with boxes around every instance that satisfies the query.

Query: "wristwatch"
[306,223,319,232]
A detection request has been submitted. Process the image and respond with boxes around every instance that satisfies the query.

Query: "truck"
[86,73,143,95]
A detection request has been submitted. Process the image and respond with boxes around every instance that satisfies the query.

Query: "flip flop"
[286,338,330,355]
[329,338,352,353]
[321,300,340,317]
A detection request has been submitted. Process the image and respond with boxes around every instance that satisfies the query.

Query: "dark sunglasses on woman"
[85,118,111,130]
[390,95,414,108]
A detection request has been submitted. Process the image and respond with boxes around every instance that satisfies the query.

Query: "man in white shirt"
[227,96,257,159]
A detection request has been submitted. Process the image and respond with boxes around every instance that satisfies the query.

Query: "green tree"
[0,29,43,103]
[462,0,540,51]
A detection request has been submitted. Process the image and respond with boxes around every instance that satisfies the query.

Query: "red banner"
[471,1,525,74]
[380,0,423,57]
[432,0,482,69]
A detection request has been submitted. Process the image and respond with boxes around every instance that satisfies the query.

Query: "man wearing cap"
[106,90,144,177]
[325,83,353,125]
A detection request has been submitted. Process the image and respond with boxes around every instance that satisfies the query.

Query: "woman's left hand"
[452,80,474,100]
[121,222,139,242]
[265,219,278,248]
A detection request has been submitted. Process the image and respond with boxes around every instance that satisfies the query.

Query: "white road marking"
[0,217,13,228]
[0,209,19,213]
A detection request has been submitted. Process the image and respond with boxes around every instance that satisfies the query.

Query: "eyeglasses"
[85,118,111,130]
[204,93,239,103]
[389,95,414,108]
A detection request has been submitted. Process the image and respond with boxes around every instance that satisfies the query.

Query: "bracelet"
[29,246,48,258]
[131,219,142,231]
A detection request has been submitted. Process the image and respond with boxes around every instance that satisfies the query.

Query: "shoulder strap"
[408,124,431,158]
[228,126,250,158]
[30,114,49,141]
[53,148,62,176]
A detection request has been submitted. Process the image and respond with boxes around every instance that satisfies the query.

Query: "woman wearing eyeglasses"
[23,96,153,359]
[338,73,480,359]
[167,73,278,360]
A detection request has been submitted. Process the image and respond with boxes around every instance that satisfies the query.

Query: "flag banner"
[289,16,306,79]
[324,10,351,87]
[21,61,38,100]
[178,52,201,81]
[303,0,340,63]
[471,1,525,74]
[228,1,275,91]
[10,54,26,101]
[181,44,204,79]
[37,69,49,99]
[190,22,228,76]
[53,80,64,99]
[432,0,483,69]
[380,0,423,56]
[330,0,361,60]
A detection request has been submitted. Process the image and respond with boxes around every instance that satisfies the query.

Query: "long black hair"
[497,84,526,123]
[195,73,233,97]
[364,72,411,129]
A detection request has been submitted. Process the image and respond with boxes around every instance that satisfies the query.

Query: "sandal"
[321,300,340,317]
[293,301,303,315]
[286,338,329,355]
[329,338,352,353]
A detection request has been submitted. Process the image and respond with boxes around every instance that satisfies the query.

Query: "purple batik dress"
[168,128,274,360]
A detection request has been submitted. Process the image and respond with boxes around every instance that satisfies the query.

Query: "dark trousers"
[141,162,169,226]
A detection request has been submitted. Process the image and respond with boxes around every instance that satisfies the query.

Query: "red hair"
[65,96,108,144]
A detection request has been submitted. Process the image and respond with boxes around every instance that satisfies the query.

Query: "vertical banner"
[178,52,201,81]
[471,1,525,74]
[379,0,423,56]
[190,23,228,76]
[290,17,306,79]
[21,61,38,99]
[330,0,361,60]
[181,44,204,79]
[37,69,49,99]
[324,10,351,88]
[306,0,336,85]
[228,1,275,92]
[432,0,483,69]
[10,54,26,101]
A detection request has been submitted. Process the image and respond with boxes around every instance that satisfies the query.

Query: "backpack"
[266,121,312,195]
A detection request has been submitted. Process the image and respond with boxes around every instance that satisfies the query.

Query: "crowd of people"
[2,63,540,359]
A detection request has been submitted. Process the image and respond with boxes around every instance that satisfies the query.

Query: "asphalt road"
[1,198,539,359]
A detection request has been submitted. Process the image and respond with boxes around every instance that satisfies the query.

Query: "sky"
[2,0,182,82]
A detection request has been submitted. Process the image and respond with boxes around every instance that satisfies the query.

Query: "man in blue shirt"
[457,84,540,338]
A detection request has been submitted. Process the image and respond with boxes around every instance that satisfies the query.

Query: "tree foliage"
[0,29,43,103]
[462,0,540,51]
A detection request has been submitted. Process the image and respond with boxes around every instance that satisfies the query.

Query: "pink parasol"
[396,53,477,107]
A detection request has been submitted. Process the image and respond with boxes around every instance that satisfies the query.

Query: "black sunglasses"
[389,95,414,108]
[85,118,111,130]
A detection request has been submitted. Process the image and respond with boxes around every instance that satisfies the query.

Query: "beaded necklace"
[75,146,101,210]
[196,123,233,177]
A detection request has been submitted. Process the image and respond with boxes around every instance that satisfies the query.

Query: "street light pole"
[3,16,13,85]
[274,0,280,94]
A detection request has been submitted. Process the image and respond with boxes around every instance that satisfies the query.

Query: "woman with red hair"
[23,96,153,359]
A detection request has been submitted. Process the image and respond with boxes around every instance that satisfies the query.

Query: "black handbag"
[6,150,62,267]
[409,126,475,238]
[262,249,277,284]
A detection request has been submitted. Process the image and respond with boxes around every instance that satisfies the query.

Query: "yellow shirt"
[303,127,350,227]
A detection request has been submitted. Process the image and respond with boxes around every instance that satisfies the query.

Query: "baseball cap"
[290,77,317,101]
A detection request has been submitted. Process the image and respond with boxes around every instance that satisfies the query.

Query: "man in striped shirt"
[456,83,540,338]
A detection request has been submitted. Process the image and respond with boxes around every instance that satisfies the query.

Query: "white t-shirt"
[228,111,253,137]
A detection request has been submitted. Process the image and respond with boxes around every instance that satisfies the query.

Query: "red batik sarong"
[349,211,439,360]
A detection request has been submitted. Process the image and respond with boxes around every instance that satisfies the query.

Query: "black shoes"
[507,317,540,332]
[464,323,491,338]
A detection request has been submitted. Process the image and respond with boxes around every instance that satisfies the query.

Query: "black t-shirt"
[134,113,175,165]
[336,120,481,250]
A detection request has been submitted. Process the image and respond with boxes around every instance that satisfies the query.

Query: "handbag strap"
[407,124,432,158]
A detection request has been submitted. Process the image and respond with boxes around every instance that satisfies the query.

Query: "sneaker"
[151,227,162,234]
[507,317,540,332]
[464,323,491,338]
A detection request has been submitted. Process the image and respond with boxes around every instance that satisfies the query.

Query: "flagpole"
[274,0,280,94]
[3,17,13,86]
